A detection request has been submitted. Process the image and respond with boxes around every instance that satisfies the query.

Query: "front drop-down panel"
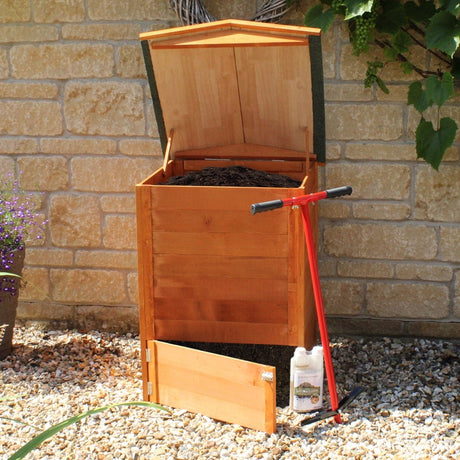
[146,340,277,433]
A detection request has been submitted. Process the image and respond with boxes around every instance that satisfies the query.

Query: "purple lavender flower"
[1,173,48,301]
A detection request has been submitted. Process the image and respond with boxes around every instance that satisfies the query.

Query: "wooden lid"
[141,20,325,162]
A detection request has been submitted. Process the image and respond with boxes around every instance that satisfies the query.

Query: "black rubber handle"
[250,199,283,215]
[326,186,352,198]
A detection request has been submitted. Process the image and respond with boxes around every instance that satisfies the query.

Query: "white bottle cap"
[312,345,323,355]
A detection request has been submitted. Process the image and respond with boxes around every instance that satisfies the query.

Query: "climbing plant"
[300,0,459,170]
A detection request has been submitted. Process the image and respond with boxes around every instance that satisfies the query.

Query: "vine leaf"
[343,0,374,20]
[425,72,455,107]
[416,117,458,170]
[408,81,431,113]
[304,4,336,32]
[404,0,436,23]
[440,0,460,16]
[376,0,407,34]
[426,11,460,57]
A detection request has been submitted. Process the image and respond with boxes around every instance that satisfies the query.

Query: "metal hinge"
[147,382,153,396]
[146,348,151,363]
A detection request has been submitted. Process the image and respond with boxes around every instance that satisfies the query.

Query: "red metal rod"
[300,203,342,424]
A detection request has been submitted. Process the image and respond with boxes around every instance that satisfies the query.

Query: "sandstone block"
[19,267,49,301]
[337,261,393,279]
[75,305,138,332]
[0,25,58,43]
[0,49,8,78]
[375,85,409,102]
[325,83,373,102]
[318,259,336,277]
[0,138,38,154]
[440,227,460,263]
[87,0,176,20]
[318,201,351,219]
[17,302,74,322]
[318,24,336,80]
[322,280,363,315]
[41,138,116,155]
[117,45,145,79]
[415,165,460,222]
[0,156,14,176]
[33,0,85,23]
[352,203,411,221]
[18,156,69,191]
[103,215,137,250]
[71,157,153,192]
[11,44,113,79]
[326,143,341,160]
[344,143,416,161]
[75,250,137,269]
[62,23,141,40]
[0,82,58,99]
[366,282,449,318]
[395,263,453,282]
[455,270,460,318]
[51,269,126,304]
[25,248,74,267]
[326,163,410,200]
[119,139,163,157]
[326,104,404,140]
[127,272,139,305]
[324,223,437,260]
[100,195,136,213]
[406,321,460,339]
[326,317,404,337]
[64,82,144,136]
[0,0,30,22]
[0,101,62,135]
[50,195,101,247]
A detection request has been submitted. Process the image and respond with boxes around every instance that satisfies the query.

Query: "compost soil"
[165,165,302,188]
[168,165,306,407]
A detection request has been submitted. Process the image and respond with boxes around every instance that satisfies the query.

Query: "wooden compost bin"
[137,19,325,433]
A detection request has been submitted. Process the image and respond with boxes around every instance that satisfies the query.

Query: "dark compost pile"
[165,165,301,188]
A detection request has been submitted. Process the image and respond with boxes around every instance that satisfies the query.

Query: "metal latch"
[146,348,152,363]
[261,371,274,382]
[147,382,153,396]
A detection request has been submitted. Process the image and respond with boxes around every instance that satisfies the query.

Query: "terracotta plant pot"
[0,248,25,359]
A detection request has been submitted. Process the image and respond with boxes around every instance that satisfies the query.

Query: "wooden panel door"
[146,340,277,433]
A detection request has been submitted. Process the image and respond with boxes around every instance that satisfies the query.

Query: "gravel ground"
[1,324,458,459]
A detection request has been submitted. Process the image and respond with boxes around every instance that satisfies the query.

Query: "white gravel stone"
[1,325,458,459]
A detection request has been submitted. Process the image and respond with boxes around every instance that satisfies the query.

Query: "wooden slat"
[136,184,156,400]
[175,143,307,161]
[154,254,287,279]
[153,321,288,345]
[152,232,288,257]
[154,298,287,323]
[151,208,287,234]
[235,46,313,152]
[154,276,286,302]
[148,340,276,432]
[150,185,298,211]
[151,47,244,152]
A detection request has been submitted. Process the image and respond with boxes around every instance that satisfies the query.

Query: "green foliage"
[303,0,459,169]
[8,401,169,460]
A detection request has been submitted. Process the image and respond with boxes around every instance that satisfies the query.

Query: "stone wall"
[2,0,458,338]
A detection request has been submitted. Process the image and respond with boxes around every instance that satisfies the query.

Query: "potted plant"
[0,174,46,359]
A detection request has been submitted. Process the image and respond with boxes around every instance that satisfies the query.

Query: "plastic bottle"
[289,346,324,412]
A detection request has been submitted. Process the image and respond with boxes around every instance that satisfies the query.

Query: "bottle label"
[293,371,322,411]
